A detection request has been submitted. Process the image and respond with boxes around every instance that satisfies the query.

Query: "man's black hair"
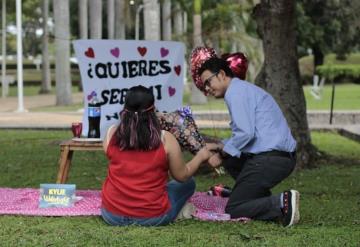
[198,57,234,78]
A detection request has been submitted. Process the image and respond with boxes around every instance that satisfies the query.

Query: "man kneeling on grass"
[190,47,300,227]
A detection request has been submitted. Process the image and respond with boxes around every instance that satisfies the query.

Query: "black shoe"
[281,190,300,227]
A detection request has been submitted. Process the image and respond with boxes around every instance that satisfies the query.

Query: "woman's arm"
[163,131,212,182]
[102,125,117,152]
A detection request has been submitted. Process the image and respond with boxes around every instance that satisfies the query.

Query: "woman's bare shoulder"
[162,130,178,152]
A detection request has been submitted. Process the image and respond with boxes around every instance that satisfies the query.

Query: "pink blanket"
[0,188,249,222]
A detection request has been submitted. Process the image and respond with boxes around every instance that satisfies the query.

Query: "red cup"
[71,122,83,138]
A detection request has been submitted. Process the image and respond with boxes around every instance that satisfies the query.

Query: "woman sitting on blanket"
[101,85,214,226]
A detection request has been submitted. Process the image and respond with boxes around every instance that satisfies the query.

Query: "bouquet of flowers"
[157,106,205,155]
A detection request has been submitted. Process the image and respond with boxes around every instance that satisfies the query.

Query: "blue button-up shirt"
[222,78,297,158]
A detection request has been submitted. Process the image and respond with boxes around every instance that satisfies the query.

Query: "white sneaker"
[175,202,195,220]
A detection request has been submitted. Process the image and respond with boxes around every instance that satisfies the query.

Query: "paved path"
[0,94,359,142]
[0,93,84,112]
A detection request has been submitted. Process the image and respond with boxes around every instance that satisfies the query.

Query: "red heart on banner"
[137,47,147,56]
[84,47,95,58]
[174,65,181,76]
[168,86,176,96]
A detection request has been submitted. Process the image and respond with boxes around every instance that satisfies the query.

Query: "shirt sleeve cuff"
[221,139,228,145]
[223,143,241,158]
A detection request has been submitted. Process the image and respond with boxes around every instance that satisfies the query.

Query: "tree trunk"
[39,0,51,94]
[173,2,183,39]
[107,0,115,39]
[183,11,188,33]
[114,0,125,39]
[161,0,171,40]
[79,0,88,39]
[78,0,88,92]
[53,0,72,105]
[143,0,160,40]
[89,0,102,39]
[191,0,207,104]
[253,0,316,169]
[312,45,324,68]
[1,0,7,98]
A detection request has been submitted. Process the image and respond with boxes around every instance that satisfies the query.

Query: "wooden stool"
[56,140,103,183]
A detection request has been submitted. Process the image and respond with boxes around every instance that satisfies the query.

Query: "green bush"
[316,64,360,83]
[299,53,360,84]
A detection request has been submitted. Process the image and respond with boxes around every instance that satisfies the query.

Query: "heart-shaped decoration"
[137,46,147,56]
[174,65,181,76]
[160,47,169,57]
[110,47,120,58]
[168,86,176,97]
[84,47,95,58]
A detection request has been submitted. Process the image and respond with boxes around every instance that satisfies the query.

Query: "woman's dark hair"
[198,57,234,78]
[114,85,161,151]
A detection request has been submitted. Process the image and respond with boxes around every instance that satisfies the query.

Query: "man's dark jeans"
[223,153,296,220]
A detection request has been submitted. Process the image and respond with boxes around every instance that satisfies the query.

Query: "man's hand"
[206,142,224,152]
[208,153,223,168]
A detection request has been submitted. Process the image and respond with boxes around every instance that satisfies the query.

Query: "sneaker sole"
[288,190,300,227]
[175,202,195,220]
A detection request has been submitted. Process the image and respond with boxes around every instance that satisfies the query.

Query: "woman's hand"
[206,142,224,152]
[208,153,223,168]
[196,146,213,162]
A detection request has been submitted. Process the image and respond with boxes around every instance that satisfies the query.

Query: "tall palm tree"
[143,0,160,40]
[161,0,171,40]
[53,0,72,105]
[89,0,102,38]
[114,0,125,39]
[201,1,263,81]
[78,0,88,39]
[107,0,114,39]
[190,0,207,104]
[1,0,7,98]
[39,0,51,94]
[173,2,183,40]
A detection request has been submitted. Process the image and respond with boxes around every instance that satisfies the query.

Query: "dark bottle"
[207,184,232,197]
[88,95,101,138]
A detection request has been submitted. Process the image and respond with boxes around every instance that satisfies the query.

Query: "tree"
[201,0,263,81]
[190,0,207,104]
[253,0,316,169]
[78,0,88,39]
[173,2,183,40]
[114,0,125,39]
[297,0,360,69]
[39,0,51,94]
[89,0,102,39]
[161,0,171,40]
[53,0,72,105]
[143,0,160,40]
[107,0,114,39]
[1,0,7,98]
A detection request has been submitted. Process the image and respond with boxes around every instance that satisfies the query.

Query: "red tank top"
[101,138,170,218]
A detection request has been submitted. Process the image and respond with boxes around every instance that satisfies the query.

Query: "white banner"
[73,40,185,139]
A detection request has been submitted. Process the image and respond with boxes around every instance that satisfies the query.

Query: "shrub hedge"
[316,64,360,83]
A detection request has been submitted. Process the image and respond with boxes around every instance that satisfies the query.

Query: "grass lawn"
[0,130,359,246]
[3,85,82,97]
[303,83,360,111]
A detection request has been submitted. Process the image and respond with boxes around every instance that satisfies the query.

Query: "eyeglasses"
[203,72,219,90]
